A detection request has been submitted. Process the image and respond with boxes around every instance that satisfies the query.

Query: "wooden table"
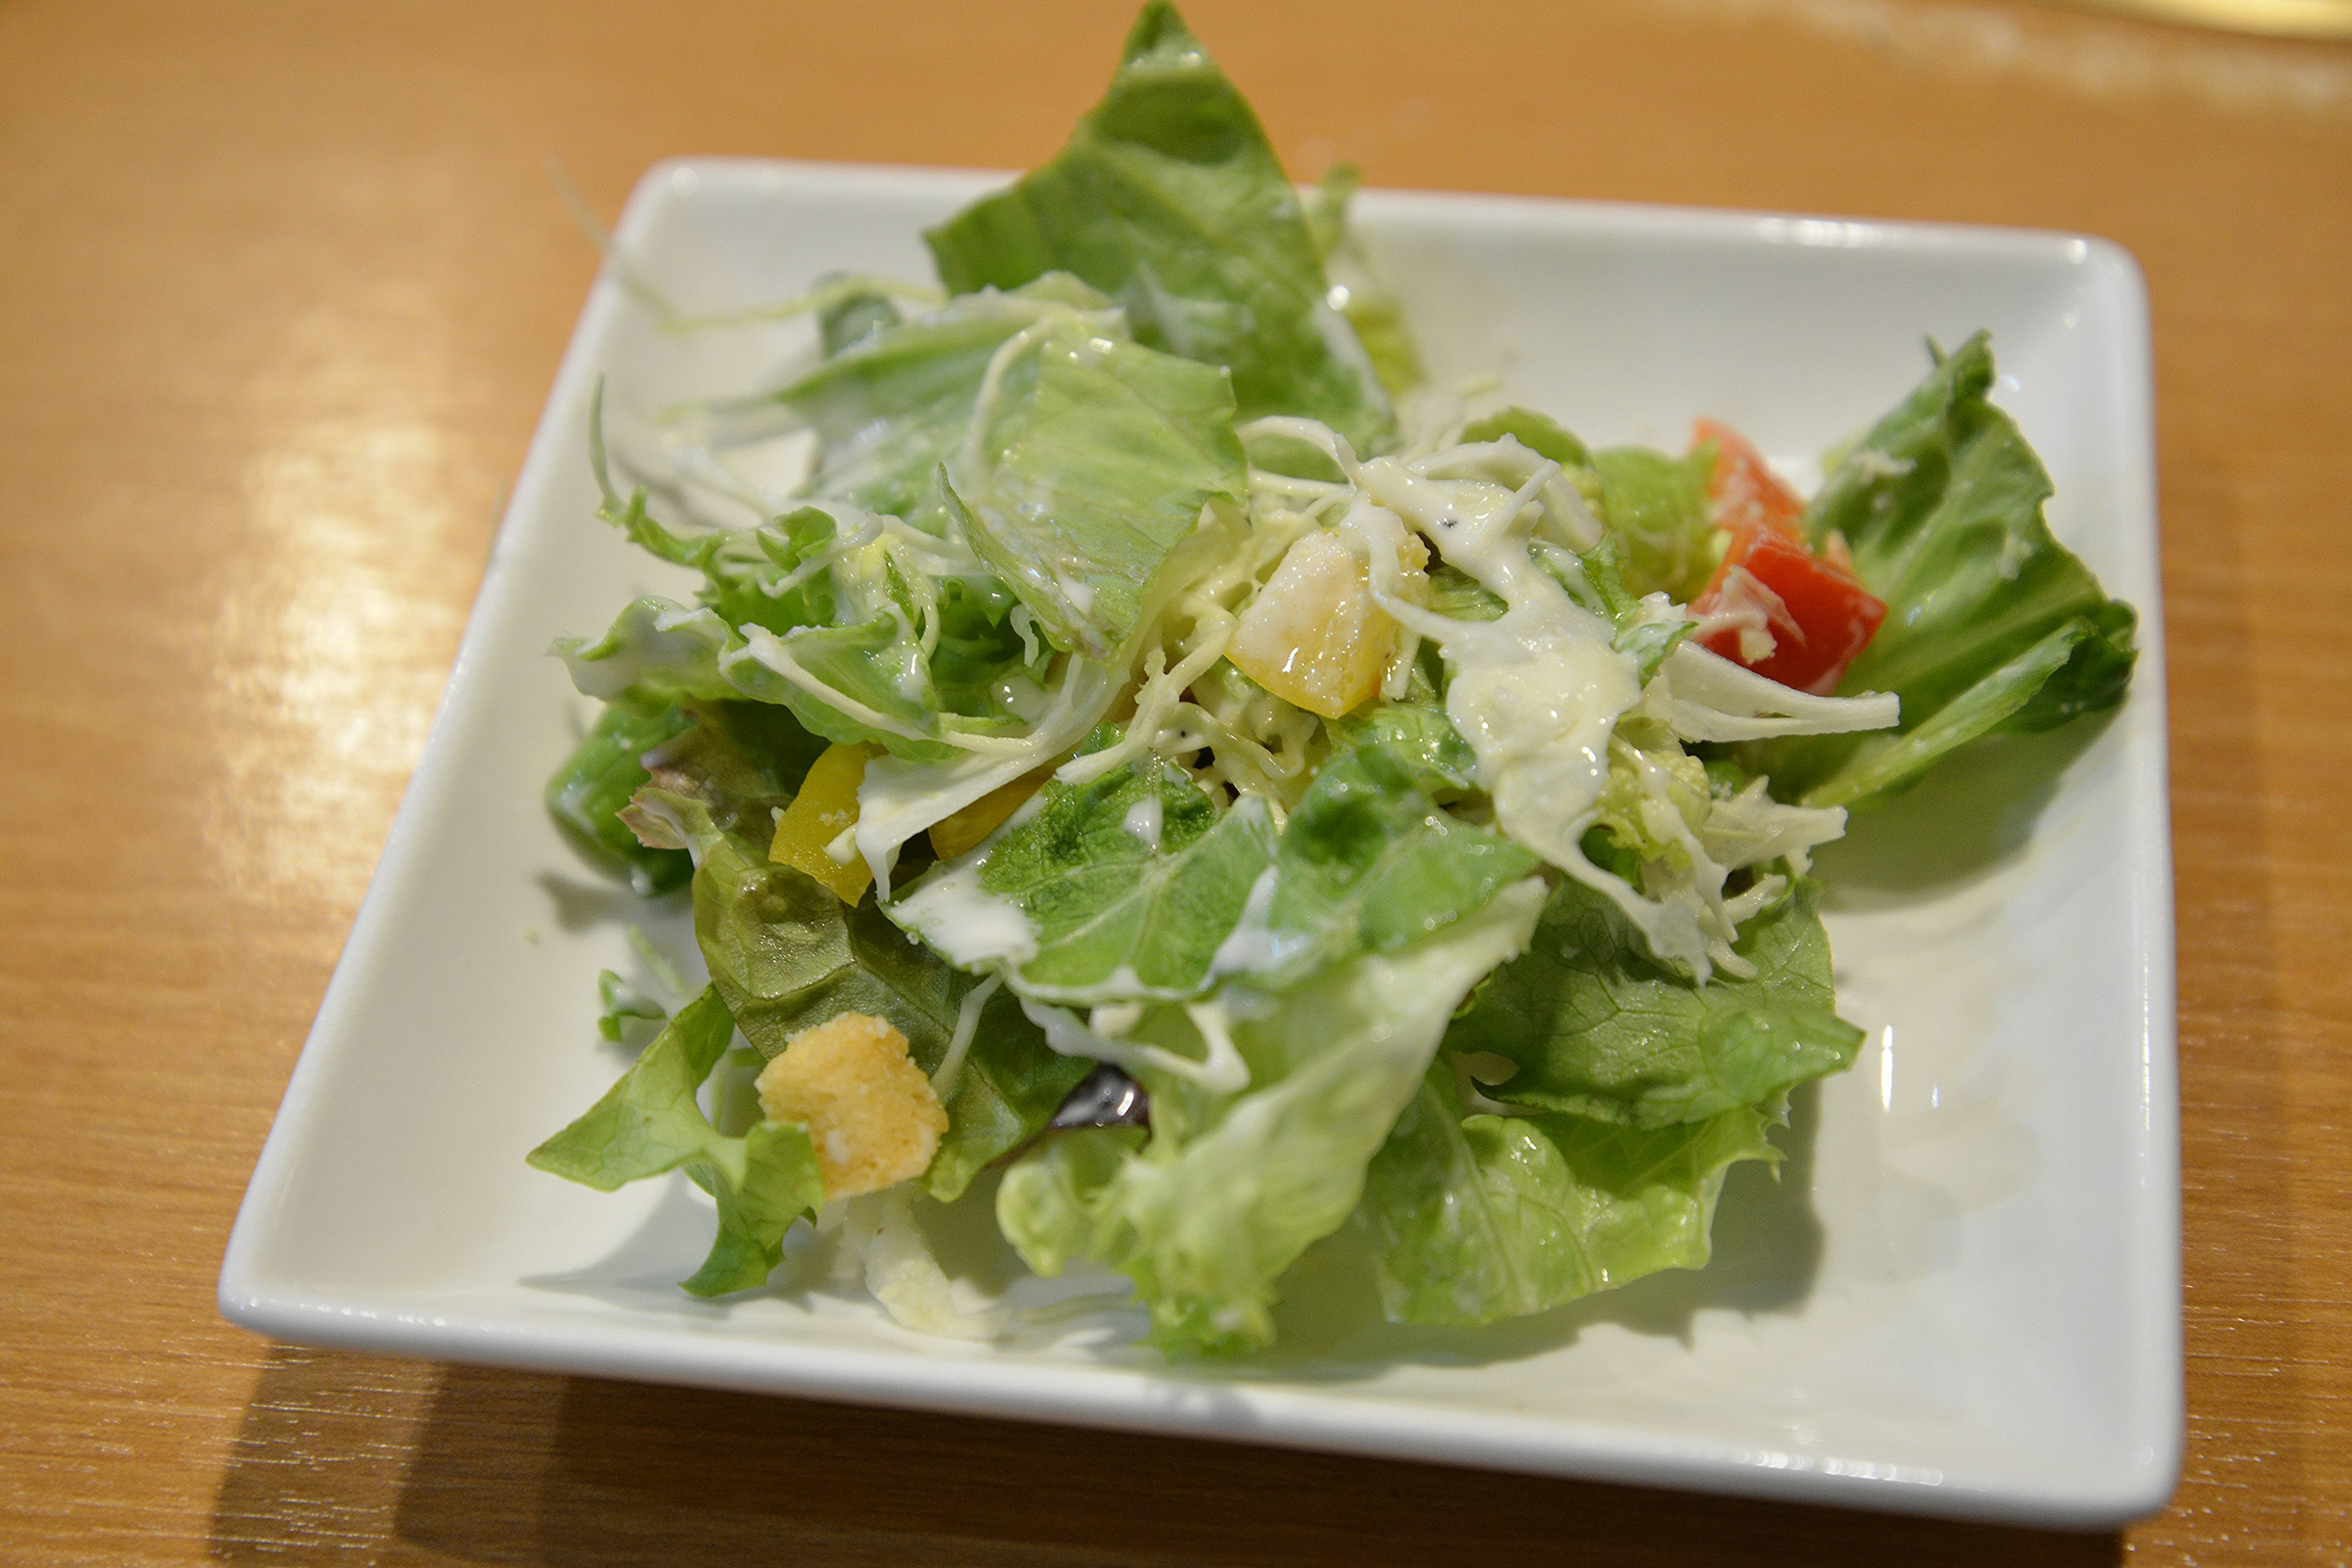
[4,1,2346,1560]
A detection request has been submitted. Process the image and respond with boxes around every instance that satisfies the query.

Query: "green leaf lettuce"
[924,1,1395,454]
[1752,333,2137,809]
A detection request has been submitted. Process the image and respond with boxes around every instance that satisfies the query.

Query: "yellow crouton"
[755,1012,947,1199]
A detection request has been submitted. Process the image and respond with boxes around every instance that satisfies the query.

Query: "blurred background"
[1,1,2346,1563]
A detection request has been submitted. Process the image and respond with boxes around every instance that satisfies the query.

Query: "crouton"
[755,1012,947,1199]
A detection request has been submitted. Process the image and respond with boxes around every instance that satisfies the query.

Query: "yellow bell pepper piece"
[769,742,884,902]
[927,766,1055,859]
[1226,530,1428,719]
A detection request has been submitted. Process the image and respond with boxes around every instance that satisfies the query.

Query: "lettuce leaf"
[775,279,1112,531]
[655,791,970,1062]
[1591,445,1717,603]
[1231,744,1540,988]
[1561,535,1697,680]
[1752,333,2137,808]
[922,1,1395,454]
[557,597,744,718]
[1328,701,1479,797]
[594,968,668,1042]
[528,986,826,1296]
[1303,162,1422,398]
[1460,405,1591,471]
[566,497,1036,764]
[545,701,696,894]
[576,293,1085,761]
[920,975,1096,1204]
[636,698,829,848]
[949,315,1246,660]
[1426,563,1506,624]
[972,756,1278,1003]
[814,276,903,356]
[995,876,1546,1354]
[1362,1063,1776,1327]
[1450,877,1861,1128]
[903,731,1531,1007]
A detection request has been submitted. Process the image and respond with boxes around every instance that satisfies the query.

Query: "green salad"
[529,1,2136,1355]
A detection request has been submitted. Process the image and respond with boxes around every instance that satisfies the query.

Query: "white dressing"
[887,856,1039,970]
[1340,459,1643,875]
[1121,795,1164,852]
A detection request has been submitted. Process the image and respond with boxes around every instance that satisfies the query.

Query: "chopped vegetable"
[1225,530,1428,718]
[1689,420,1888,697]
[769,741,883,902]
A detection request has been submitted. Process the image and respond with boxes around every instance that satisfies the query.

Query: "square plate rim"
[218,156,2180,1531]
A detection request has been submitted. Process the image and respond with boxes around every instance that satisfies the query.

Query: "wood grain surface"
[2,0,2347,1561]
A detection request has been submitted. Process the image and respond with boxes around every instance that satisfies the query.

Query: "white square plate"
[220,160,2178,1528]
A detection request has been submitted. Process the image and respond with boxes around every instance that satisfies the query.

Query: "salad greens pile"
[528,1,2135,1355]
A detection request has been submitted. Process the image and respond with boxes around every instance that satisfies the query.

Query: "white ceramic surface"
[219,160,2179,1529]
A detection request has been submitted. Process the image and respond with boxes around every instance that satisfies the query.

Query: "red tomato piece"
[1695,417,1804,538]
[1688,419,1888,696]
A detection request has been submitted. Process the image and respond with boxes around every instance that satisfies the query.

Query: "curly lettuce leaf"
[1460,405,1591,471]
[1450,876,1861,1128]
[1558,535,1697,681]
[1426,562,1507,624]
[1229,743,1540,989]
[1591,445,1717,603]
[567,503,1037,766]
[995,876,1547,1354]
[636,698,829,849]
[950,316,1246,660]
[650,791,971,1063]
[1328,701,1479,797]
[923,1,1395,454]
[594,968,668,1042]
[545,702,696,894]
[974,757,1278,1003]
[576,295,1079,761]
[814,276,903,356]
[924,981,1094,1204]
[1362,1063,1776,1327]
[557,597,743,717]
[1303,162,1422,398]
[899,732,1531,1008]
[721,504,1044,761]
[777,279,1112,530]
[528,986,826,1296]
[1752,333,2137,809]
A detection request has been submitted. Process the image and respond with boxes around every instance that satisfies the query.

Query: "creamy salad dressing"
[1021,996,1251,1094]
[887,854,1039,969]
[1206,865,1300,979]
[1339,457,1644,884]
[1121,795,1165,851]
